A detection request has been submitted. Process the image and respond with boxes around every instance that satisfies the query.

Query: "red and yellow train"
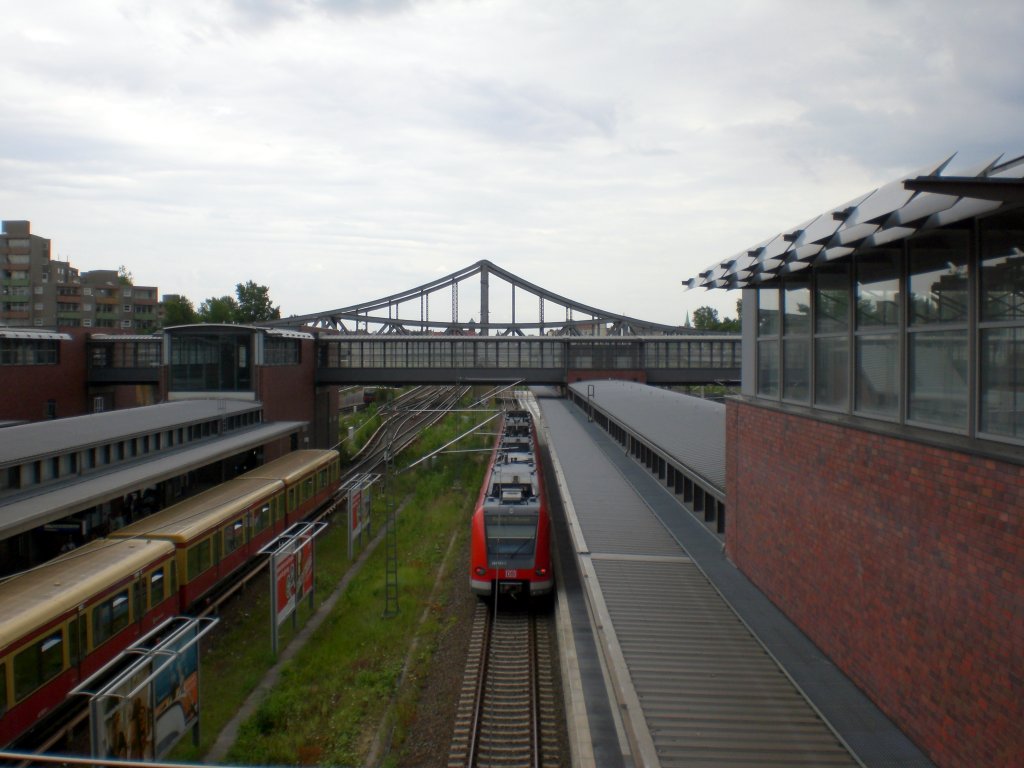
[470,410,553,599]
[0,449,340,748]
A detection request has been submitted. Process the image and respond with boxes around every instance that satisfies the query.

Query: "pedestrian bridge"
[314,334,740,386]
[276,259,740,385]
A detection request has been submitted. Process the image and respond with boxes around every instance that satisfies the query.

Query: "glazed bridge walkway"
[281,260,741,385]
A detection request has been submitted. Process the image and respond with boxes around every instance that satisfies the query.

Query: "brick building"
[1,220,158,330]
[691,154,1024,767]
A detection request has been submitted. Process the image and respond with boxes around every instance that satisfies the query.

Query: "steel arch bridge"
[270,259,686,336]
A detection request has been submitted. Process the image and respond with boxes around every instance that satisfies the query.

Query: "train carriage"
[0,538,178,747]
[109,477,284,611]
[470,410,553,598]
[240,449,340,526]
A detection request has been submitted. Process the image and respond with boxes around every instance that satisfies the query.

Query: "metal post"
[383,448,399,617]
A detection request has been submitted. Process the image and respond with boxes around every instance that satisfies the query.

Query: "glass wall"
[169,332,253,391]
[752,206,1024,446]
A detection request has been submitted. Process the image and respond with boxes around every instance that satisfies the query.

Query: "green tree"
[198,295,240,323]
[692,306,721,330]
[693,304,741,332]
[117,265,134,285]
[234,281,281,322]
[162,294,198,326]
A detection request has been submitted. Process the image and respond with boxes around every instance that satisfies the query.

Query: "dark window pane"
[856,250,901,328]
[909,231,969,325]
[783,338,810,402]
[980,210,1024,322]
[758,288,779,336]
[908,330,968,429]
[815,336,849,409]
[757,339,779,397]
[815,263,850,334]
[855,334,899,417]
[784,278,811,336]
[981,327,1024,438]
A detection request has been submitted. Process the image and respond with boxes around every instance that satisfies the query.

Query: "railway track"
[448,601,561,768]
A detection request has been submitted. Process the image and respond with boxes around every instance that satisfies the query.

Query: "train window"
[151,570,165,605]
[254,503,272,534]
[288,487,296,512]
[484,515,538,558]
[13,631,64,702]
[133,582,145,624]
[223,519,245,555]
[170,561,178,594]
[93,590,131,647]
[318,469,328,488]
[187,539,212,580]
[303,477,314,501]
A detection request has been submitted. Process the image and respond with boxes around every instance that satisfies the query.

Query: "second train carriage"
[0,538,178,747]
[109,449,340,610]
[470,410,553,598]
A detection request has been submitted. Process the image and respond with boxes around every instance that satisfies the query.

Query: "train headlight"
[535,567,548,577]
[475,567,487,576]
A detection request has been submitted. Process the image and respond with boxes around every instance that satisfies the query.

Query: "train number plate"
[504,569,518,578]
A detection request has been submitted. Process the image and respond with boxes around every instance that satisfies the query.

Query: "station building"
[689,153,1024,768]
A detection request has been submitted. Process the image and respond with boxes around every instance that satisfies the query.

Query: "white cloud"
[1,0,1022,326]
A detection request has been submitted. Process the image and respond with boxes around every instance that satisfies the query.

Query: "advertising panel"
[93,662,154,761]
[153,626,200,759]
[274,549,298,626]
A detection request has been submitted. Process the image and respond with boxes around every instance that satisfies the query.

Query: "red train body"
[470,410,553,598]
[0,449,341,748]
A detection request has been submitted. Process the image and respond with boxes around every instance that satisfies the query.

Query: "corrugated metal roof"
[0,399,262,465]
[568,380,725,492]
[0,328,72,341]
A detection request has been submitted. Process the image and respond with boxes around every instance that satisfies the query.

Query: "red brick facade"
[726,399,1023,768]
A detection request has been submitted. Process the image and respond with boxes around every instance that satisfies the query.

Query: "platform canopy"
[684,152,1024,291]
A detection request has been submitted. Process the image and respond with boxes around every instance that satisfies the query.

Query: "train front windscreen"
[484,510,538,568]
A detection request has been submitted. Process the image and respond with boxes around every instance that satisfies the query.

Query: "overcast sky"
[2,0,1022,327]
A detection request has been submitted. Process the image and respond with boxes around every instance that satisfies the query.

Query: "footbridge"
[272,260,740,385]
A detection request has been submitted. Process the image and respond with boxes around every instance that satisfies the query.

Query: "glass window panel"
[815,263,850,333]
[783,278,811,335]
[815,336,849,410]
[855,334,899,417]
[980,210,1024,322]
[980,327,1024,438]
[783,338,810,402]
[908,330,968,429]
[908,232,969,324]
[151,570,165,605]
[757,339,779,398]
[856,250,901,328]
[757,288,779,336]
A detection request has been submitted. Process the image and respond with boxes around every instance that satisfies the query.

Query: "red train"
[470,410,553,599]
[0,449,340,748]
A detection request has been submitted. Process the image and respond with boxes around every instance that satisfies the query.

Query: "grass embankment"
[171,407,490,766]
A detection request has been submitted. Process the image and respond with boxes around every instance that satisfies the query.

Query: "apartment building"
[1,220,159,330]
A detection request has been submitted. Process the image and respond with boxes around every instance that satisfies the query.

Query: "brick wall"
[726,399,1023,768]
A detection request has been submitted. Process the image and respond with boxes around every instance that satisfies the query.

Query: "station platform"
[531,391,935,768]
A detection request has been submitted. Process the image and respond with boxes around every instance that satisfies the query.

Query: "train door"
[68,605,88,677]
